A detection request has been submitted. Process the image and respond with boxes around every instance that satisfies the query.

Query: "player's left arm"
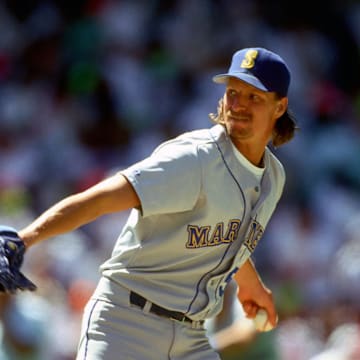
[234,258,278,328]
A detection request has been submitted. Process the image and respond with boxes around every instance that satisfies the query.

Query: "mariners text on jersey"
[186,218,264,252]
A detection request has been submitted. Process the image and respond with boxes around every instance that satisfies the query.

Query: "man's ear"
[275,98,288,117]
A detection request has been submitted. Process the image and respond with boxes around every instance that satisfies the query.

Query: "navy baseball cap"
[213,47,291,97]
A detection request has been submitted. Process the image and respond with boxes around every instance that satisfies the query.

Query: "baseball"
[253,309,274,332]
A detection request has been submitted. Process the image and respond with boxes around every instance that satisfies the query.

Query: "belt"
[130,291,202,325]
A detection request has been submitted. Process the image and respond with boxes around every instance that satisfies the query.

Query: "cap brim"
[212,72,268,92]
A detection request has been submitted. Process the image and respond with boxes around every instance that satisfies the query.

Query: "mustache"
[226,110,251,120]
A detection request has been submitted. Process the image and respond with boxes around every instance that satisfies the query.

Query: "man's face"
[222,77,287,148]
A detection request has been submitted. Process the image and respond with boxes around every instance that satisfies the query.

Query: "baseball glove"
[0,226,37,293]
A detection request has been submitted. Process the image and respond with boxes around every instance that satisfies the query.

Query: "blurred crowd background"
[0,0,359,359]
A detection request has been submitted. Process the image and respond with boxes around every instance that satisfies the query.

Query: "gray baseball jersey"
[100,124,285,321]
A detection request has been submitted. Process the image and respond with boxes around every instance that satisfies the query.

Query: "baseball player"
[0,47,297,359]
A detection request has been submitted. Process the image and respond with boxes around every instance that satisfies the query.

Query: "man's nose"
[231,95,247,111]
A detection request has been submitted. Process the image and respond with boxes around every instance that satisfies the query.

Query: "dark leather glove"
[0,226,37,293]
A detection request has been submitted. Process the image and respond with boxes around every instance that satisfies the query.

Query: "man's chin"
[226,123,252,139]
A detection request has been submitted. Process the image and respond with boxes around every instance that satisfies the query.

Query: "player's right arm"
[19,174,140,248]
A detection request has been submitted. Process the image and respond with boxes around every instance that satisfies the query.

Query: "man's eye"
[228,90,237,97]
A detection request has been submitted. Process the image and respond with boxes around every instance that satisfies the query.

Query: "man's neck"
[231,139,266,167]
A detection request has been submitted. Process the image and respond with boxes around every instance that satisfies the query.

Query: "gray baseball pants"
[76,277,220,360]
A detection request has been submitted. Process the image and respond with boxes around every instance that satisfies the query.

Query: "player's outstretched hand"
[0,226,37,293]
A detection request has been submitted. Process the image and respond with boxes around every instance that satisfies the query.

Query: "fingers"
[266,306,278,327]
[242,300,259,319]
[242,300,279,327]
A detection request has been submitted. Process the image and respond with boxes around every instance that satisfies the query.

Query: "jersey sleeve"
[121,141,202,217]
